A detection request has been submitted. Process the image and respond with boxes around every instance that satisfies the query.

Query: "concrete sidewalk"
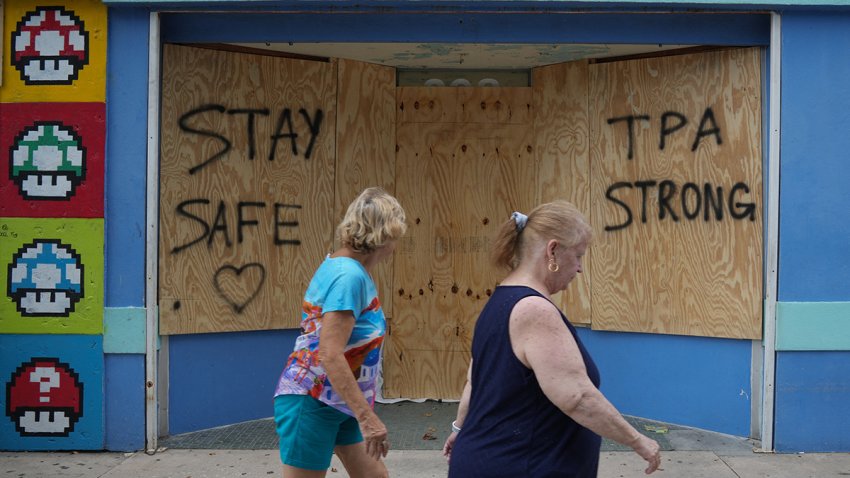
[5,411,850,478]
[4,448,850,477]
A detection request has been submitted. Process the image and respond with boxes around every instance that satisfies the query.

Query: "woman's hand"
[443,366,471,464]
[631,434,662,474]
[442,430,458,463]
[359,410,389,460]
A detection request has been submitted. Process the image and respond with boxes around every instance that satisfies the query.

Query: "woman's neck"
[331,246,376,272]
[500,267,552,299]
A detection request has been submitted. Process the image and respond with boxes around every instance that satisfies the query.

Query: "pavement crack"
[717,455,742,478]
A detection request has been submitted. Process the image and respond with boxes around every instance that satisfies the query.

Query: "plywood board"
[588,48,763,339]
[397,87,459,123]
[381,348,470,399]
[387,87,535,398]
[458,87,532,124]
[532,61,593,325]
[159,45,337,334]
[334,59,398,319]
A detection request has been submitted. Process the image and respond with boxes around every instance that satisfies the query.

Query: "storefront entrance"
[158,41,763,400]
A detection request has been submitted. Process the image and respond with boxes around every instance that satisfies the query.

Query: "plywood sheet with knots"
[159,44,337,334]
[588,48,763,339]
[387,87,536,398]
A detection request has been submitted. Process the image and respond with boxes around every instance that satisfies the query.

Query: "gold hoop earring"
[548,260,559,273]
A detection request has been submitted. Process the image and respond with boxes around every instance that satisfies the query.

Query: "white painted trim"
[157,335,169,438]
[145,11,162,455]
[760,10,781,453]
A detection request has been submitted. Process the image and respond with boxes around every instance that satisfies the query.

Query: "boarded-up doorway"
[383,48,762,399]
[384,88,537,398]
[157,45,763,402]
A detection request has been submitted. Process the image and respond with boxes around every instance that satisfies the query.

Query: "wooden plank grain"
[388,87,535,398]
[335,59,397,318]
[459,87,532,124]
[382,347,472,400]
[589,48,762,339]
[397,87,459,124]
[533,61,593,325]
[159,44,336,334]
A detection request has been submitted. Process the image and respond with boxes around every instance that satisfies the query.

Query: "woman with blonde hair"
[273,187,406,478]
[443,200,661,477]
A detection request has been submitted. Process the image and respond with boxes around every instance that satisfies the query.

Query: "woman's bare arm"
[443,360,472,461]
[319,310,388,460]
[510,297,661,474]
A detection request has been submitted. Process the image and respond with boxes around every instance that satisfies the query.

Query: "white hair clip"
[511,211,528,232]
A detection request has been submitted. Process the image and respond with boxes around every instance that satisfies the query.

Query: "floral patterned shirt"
[274,256,385,416]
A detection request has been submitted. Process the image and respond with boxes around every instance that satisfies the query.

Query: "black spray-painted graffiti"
[213,263,266,313]
[606,107,722,161]
[178,104,324,174]
[603,106,756,231]
[171,200,302,254]
[604,181,756,232]
[170,101,320,315]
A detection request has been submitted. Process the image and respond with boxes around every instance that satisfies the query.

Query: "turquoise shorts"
[274,394,363,470]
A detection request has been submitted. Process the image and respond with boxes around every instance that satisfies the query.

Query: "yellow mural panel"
[0,0,107,102]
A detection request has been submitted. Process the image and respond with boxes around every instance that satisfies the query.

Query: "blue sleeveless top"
[448,285,602,478]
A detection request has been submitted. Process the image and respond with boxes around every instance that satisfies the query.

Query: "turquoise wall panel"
[103,307,146,354]
[777,302,850,351]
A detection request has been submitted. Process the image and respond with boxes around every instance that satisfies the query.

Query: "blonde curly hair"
[336,187,407,253]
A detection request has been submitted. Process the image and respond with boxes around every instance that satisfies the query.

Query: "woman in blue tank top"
[443,201,661,477]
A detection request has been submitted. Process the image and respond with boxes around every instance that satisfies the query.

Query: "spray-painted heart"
[213,263,266,313]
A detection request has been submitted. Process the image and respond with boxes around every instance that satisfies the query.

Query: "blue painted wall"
[168,329,299,434]
[771,10,850,452]
[779,11,850,302]
[160,11,770,45]
[578,329,752,437]
[104,354,145,451]
[774,351,850,452]
[167,328,752,437]
[103,7,150,451]
[105,6,149,309]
